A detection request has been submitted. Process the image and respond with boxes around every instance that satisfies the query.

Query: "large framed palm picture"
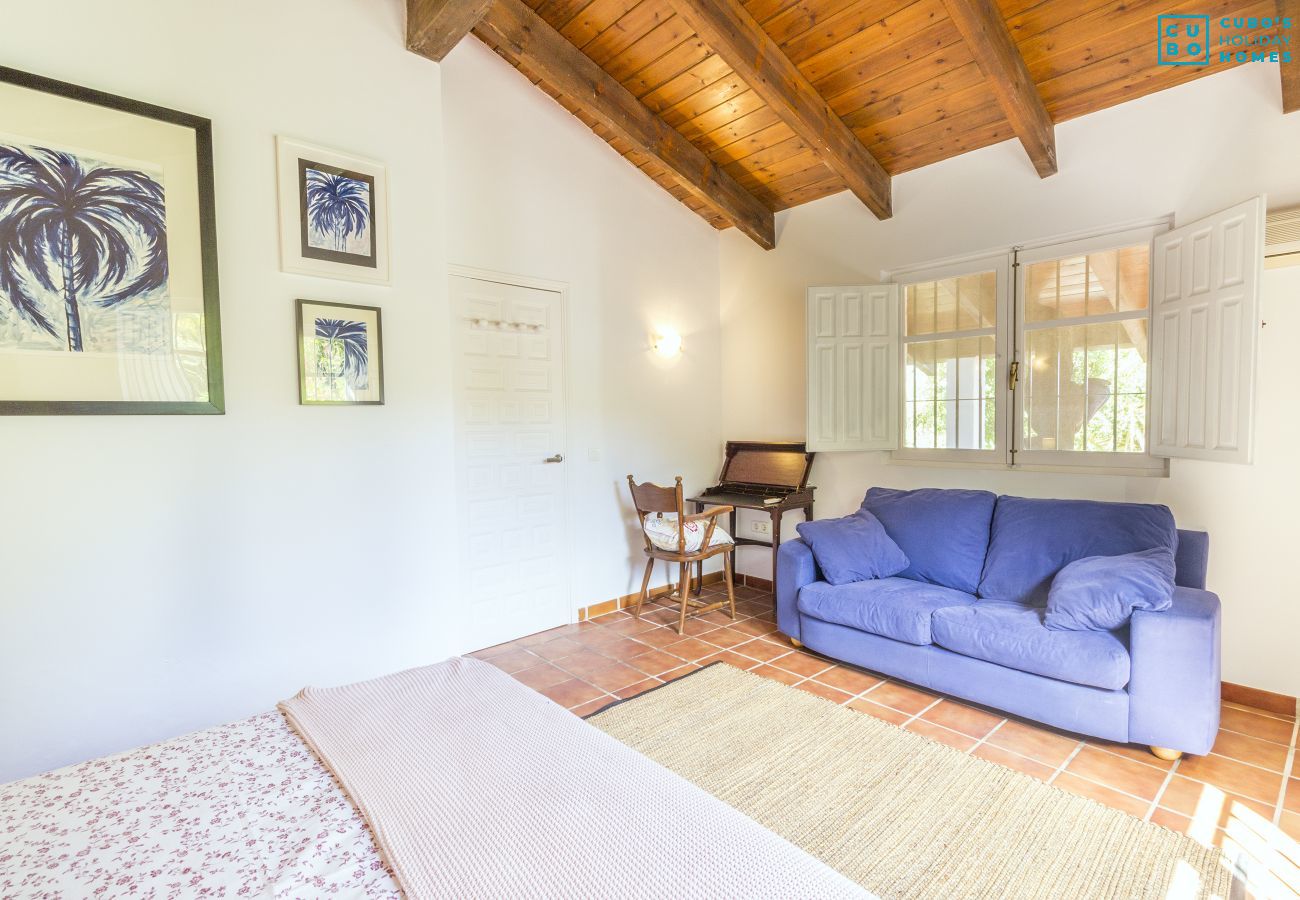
[276,137,389,284]
[0,67,223,415]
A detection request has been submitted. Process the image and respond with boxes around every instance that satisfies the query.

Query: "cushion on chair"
[977,496,1178,606]
[642,513,733,553]
[797,577,977,645]
[795,509,909,585]
[931,602,1131,690]
[1045,548,1177,632]
[860,487,997,594]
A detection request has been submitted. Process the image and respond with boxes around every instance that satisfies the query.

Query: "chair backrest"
[627,475,686,552]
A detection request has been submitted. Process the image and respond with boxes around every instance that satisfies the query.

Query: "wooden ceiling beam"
[406,0,495,62]
[941,0,1058,177]
[1281,0,1300,112]
[472,0,776,248]
[665,0,892,219]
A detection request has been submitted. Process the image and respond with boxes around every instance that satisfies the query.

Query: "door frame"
[448,263,577,636]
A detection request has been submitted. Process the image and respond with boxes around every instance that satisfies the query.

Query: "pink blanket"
[279,656,872,900]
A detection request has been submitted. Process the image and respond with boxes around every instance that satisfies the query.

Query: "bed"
[0,657,872,899]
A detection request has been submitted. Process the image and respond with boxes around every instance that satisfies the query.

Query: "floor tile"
[1148,807,1193,833]
[511,662,572,691]
[599,616,662,636]
[921,700,1004,740]
[749,664,805,686]
[697,650,761,671]
[527,636,587,661]
[813,665,883,695]
[662,637,720,661]
[625,648,685,677]
[1176,753,1284,805]
[795,680,854,705]
[537,678,605,708]
[1285,778,1300,814]
[865,680,938,716]
[658,663,701,681]
[847,698,910,725]
[696,627,752,650]
[569,697,613,717]
[1065,746,1169,801]
[984,719,1081,769]
[730,638,791,664]
[1208,729,1292,772]
[1086,738,1175,771]
[613,678,662,699]
[972,742,1056,781]
[482,647,542,674]
[1280,810,1300,841]
[729,617,777,637]
[1158,774,1274,820]
[770,651,835,678]
[1220,705,1295,745]
[904,718,977,752]
[1052,772,1149,818]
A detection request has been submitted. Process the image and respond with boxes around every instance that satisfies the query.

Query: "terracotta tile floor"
[473,584,1300,893]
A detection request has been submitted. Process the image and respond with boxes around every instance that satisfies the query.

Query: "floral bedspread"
[0,711,399,898]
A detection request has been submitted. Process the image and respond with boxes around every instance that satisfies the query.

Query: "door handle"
[544,454,564,463]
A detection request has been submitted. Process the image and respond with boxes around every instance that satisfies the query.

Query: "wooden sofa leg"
[789,637,803,649]
[1149,746,1183,761]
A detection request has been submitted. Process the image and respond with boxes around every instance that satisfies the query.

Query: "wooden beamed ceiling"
[409,0,1291,248]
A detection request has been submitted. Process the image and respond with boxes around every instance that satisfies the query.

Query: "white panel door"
[1150,197,1264,463]
[451,275,569,651]
[806,285,899,451]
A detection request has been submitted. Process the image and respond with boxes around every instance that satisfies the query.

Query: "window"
[890,226,1164,472]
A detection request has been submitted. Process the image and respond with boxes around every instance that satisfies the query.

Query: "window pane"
[1022,320,1148,454]
[1025,244,1149,323]
[904,335,995,450]
[906,270,996,336]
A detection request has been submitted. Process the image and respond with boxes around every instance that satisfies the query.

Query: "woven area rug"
[586,663,1235,900]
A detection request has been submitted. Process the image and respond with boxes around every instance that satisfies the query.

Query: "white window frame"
[884,220,1171,475]
[1011,226,1168,475]
[891,253,1010,467]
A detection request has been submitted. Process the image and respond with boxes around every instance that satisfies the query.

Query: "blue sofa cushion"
[932,602,1131,690]
[861,488,997,594]
[795,509,909,586]
[1045,548,1176,632]
[798,577,977,645]
[978,496,1178,606]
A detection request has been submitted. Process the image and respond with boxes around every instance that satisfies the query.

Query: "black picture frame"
[0,65,224,416]
[295,299,385,407]
[296,158,378,268]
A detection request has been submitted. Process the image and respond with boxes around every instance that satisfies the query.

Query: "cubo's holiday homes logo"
[1157,13,1293,66]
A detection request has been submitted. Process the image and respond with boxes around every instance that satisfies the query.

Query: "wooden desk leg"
[729,508,738,584]
[806,502,814,523]
[693,501,704,596]
[770,508,781,599]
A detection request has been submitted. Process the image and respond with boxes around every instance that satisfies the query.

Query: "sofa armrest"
[776,539,821,642]
[1128,586,1221,756]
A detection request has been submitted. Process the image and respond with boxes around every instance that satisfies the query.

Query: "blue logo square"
[1158,15,1210,66]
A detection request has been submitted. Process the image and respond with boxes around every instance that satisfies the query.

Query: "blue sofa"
[777,488,1222,759]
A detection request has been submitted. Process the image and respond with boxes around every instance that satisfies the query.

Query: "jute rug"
[587,663,1236,900]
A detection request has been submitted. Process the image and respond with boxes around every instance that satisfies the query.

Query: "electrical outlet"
[751,520,770,536]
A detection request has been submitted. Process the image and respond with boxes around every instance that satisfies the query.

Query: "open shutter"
[806,285,899,452]
[1150,196,1264,463]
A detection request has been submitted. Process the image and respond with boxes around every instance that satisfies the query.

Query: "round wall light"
[651,328,683,358]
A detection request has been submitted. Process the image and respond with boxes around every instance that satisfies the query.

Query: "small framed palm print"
[296,299,384,406]
[276,138,389,284]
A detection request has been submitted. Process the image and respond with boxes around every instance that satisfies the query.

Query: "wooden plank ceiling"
[410,0,1287,245]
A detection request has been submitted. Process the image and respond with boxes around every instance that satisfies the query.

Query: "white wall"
[720,62,1300,697]
[0,1,725,782]
[439,40,725,605]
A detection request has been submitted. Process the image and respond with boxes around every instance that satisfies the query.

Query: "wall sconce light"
[651,328,683,358]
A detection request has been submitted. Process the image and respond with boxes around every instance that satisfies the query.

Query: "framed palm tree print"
[276,138,389,284]
[296,300,384,405]
[0,66,224,415]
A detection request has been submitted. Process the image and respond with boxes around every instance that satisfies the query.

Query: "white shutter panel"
[1150,196,1264,463]
[806,285,899,452]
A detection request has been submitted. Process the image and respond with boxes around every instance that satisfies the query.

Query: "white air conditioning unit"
[1265,205,1300,268]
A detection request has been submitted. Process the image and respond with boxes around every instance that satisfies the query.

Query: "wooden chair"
[627,475,737,634]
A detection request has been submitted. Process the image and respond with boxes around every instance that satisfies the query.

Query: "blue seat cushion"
[931,602,1131,690]
[861,487,997,594]
[978,496,1178,606]
[798,577,977,646]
